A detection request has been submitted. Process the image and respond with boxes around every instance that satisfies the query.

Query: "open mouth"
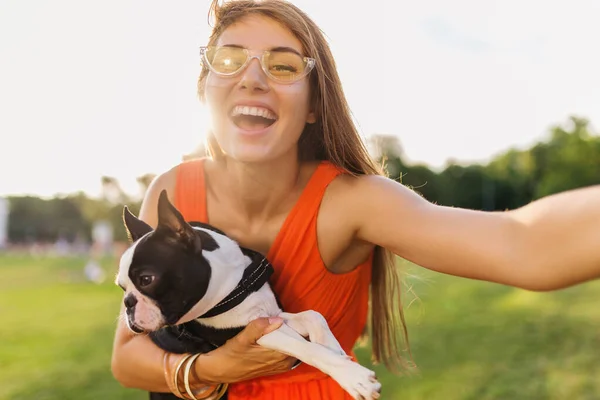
[231,105,277,131]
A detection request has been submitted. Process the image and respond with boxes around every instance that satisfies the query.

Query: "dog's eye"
[139,275,155,287]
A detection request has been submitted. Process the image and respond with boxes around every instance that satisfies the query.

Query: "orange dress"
[174,158,372,400]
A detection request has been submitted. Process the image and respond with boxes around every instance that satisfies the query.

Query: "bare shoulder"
[138,165,179,227]
[315,172,429,270]
[324,173,428,215]
[321,172,434,254]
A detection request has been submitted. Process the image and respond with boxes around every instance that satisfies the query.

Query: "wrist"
[193,351,223,385]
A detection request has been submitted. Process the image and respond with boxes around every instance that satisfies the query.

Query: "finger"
[242,317,283,343]
[263,317,284,334]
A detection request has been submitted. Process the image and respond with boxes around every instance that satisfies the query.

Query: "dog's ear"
[123,206,153,242]
[156,190,203,253]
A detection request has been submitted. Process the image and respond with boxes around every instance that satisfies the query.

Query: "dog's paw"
[281,311,347,356]
[318,336,346,357]
[332,362,381,400]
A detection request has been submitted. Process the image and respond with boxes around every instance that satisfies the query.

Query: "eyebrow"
[221,44,303,56]
[270,46,303,56]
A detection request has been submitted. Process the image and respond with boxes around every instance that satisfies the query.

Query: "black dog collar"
[198,248,274,319]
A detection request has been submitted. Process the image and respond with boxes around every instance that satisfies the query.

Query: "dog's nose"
[124,293,138,309]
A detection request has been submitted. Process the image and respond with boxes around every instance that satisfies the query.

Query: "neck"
[219,152,303,219]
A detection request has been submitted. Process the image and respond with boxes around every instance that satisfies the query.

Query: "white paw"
[292,311,347,356]
[319,336,346,357]
[332,361,381,400]
[308,325,346,356]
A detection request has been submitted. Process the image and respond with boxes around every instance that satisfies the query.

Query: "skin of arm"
[349,175,600,291]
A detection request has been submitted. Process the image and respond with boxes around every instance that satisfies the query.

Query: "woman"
[111,0,600,399]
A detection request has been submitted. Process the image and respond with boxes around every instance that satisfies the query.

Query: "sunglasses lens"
[204,46,248,75]
[202,46,311,82]
[265,51,308,82]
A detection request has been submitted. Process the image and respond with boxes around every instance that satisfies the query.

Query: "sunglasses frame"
[199,45,316,83]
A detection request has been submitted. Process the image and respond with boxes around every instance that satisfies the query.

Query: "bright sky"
[1,0,599,199]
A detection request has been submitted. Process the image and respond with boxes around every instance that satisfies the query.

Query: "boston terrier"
[116,190,381,400]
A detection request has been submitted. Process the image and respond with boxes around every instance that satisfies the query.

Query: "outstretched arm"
[350,175,600,291]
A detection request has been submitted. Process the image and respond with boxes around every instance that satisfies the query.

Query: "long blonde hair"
[198,0,411,373]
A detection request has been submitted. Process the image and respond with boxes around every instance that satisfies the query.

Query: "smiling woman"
[202,44,312,138]
[110,1,600,400]
[198,15,319,164]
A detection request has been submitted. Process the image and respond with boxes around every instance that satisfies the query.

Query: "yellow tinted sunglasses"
[200,45,316,83]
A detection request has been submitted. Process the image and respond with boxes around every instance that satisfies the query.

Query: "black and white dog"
[116,190,381,400]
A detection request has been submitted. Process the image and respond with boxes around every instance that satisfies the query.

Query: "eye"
[139,275,155,287]
[271,63,297,72]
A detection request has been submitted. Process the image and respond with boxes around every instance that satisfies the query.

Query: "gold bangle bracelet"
[197,383,228,400]
[213,383,229,400]
[173,353,194,399]
[165,351,227,400]
[183,353,202,400]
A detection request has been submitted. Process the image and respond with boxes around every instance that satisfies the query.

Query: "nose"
[238,57,269,92]
[124,293,138,309]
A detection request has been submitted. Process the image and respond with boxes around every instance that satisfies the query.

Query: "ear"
[306,111,316,124]
[156,190,203,253]
[122,206,153,242]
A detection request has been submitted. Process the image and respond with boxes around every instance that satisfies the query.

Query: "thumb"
[243,317,284,342]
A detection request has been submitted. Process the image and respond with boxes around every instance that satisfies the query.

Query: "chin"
[221,139,299,165]
[214,122,298,164]
[126,318,146,334]
[223,145,283,164]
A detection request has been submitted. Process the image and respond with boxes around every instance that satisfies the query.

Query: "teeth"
[231,105,277,120]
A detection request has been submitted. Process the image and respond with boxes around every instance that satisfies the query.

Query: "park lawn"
[1,254,598,400]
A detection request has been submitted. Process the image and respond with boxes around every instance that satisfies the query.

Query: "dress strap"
[174,158,207,223]
[267,161,346,262]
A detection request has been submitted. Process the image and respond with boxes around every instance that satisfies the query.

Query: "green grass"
[1,254,598,399]
[0,253,144,400]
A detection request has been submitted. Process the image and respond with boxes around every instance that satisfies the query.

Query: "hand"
[195,317,298,384]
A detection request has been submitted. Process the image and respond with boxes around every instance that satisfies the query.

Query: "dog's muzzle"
[127,319,145,334]
[124,293,145,333]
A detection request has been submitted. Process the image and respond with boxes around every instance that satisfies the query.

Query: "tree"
[532,116,600,198]
[101,176,126,204]
[137,173,157,198]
